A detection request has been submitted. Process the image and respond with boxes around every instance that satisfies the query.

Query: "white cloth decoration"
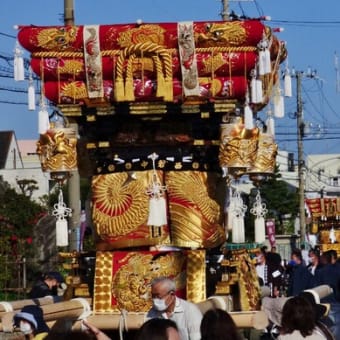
[257,36,271,76]
[250,69,263,104]
[28,68,36,111]
[14,41,25,81]
[146,153,167,226]
[38,97,50,134]
[52,189,72,247]
[250,191,268,244]
[228,188,247,243]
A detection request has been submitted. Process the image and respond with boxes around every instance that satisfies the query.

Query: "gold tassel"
[114,78,125,101]
[124,77,135,101]
[154,56,166,98]
[124,55,135,101]
[163,77,173,102]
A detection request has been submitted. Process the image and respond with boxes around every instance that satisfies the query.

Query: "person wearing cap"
[14,305,49,339]
[29,272,65,302]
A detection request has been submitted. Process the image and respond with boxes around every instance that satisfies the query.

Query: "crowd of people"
[8,247,340,339]
[257,245,340,339]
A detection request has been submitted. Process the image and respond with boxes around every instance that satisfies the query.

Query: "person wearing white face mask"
[13,305,49,340]
[146,276,202,340]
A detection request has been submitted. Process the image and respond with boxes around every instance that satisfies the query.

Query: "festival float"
[1,3,289,334]
[305,197,340,255]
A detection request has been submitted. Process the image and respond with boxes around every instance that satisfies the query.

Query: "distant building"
[0,131,50,201]
[305,154,340,198]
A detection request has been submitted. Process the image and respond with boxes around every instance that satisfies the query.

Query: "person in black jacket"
[29,272,64,302]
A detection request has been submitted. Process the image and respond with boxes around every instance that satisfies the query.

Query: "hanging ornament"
[28,67,36,111]
[14,41,25,81]
[257,34,271,76]
[283,64,292,97]
[273,85,285,118]
[146,153,167,227]
[52,188,72,247]
[250,69,263,104]
[265,114,275,136]
[250,190,268,244]
[38,97,50,134]
[244,104,254,130]
[228,187,247,243]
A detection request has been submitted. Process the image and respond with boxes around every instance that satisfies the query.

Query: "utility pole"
[63,0,81,252]
[221,0,229,21]
[296,71,306,244]
[64,0,75,26]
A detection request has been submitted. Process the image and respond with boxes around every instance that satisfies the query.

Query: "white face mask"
[20,321,33,335]
[153,298,168,311]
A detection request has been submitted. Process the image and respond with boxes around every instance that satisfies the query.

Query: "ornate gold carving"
[37,26,78,50]
[186,250,206,303]
[111,251,186,312]
[61,81,88,99]
[117,24,166,48]
[92,172,150,237]
[219,122,259,169]
[166,171,225,248]
[202,53,227,74]
[36,128,77,172]
[248,133,278,174]
[196,22,247,47]
[58,59,84,75]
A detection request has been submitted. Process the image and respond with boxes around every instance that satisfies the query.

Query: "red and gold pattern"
[93,249,205,313]
[166,171,226,249]
[305,197,340,218]
[17,20,286,105]
[43,76,248,104]
[18,21,266,52]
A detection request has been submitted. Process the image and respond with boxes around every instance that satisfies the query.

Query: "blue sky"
[1,0,340,158]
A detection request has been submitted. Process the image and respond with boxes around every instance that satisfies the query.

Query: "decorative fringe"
[147,196,168,226]
[28,82,36,111]
[56,218,69,247]
[263,48,271,74]
[284,73,292,97]
[124,78,135,101]
[250,78,263,104]
[258,49,271,75]
[255,217,265,244]
[244,104,254,129]
[52,188,72,247]
[232,216,245,243]
[163,78,173,102]
[229,188,247,243]
[156,72,166,99]
[38,100,50,134]
[250,190,268,244]
[14,42,25,81]
[114,78,125,101]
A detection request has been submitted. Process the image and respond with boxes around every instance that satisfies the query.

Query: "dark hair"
[200,308,240,340]
[291,249,302,262]
[135,318,179,340]
[281,296,316,337]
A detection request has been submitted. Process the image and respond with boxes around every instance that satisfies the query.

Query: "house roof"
[0,131,14,169]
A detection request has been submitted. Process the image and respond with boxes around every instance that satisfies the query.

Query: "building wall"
[305,154,340,197]
[0,139,50,202]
